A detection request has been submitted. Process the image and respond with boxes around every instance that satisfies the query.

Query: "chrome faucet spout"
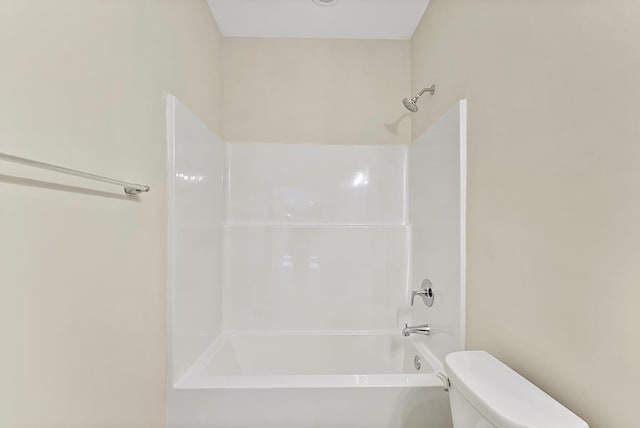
[402,323,431,337]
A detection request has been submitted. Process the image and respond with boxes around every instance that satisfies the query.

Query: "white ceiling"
[206,0,431,40]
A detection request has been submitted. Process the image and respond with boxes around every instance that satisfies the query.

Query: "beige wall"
[410,1,640,427]
[0,1,223,426]
[223,38,411,145]
[4,0,639,426]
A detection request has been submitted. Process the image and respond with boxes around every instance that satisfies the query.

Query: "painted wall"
[0,1,223,426]
[410,1,640,427]
[223,38,411,145]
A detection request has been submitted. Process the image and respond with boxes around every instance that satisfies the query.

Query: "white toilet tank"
[444,351,589,428]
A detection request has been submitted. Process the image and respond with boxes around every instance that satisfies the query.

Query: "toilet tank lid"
[444,351,589,428]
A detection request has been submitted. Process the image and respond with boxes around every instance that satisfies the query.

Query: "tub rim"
[174,332,446,390]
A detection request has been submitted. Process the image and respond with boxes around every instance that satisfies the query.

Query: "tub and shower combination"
[167,96,466,427]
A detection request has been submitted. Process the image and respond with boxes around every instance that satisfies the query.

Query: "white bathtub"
[170,333,453,428]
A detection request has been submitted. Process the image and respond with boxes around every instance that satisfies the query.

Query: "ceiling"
[206,0,431,40]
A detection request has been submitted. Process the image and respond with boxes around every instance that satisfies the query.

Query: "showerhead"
[402,84,436,113]
[403,97,419,113]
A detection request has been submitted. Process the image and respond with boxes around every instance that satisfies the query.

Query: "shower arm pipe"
[415,84,436,99]
[0,151,150,196]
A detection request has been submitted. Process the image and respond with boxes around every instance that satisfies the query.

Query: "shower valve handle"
[411,279,435,307]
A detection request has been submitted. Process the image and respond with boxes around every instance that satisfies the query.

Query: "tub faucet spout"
[402,323,431,337]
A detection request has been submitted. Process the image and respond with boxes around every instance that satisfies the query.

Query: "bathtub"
[169,333,453,428]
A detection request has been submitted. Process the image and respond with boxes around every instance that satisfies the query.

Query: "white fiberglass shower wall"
[167,96,226,384]
[224,143,408,333]
[167,95,466,428]
[409,100,467,362]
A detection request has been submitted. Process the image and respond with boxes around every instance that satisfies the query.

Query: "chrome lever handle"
[411,289,429,305]
[410,279,434,307]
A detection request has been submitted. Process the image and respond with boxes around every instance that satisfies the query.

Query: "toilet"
[445,351,589,428]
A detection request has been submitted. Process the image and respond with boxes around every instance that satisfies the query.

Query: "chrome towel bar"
[0,151,150,196]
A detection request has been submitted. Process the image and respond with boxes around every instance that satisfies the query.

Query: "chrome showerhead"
[403,97,419,113]
[402,84,436,113]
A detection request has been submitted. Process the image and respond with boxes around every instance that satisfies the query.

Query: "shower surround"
[167,95,466,427]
